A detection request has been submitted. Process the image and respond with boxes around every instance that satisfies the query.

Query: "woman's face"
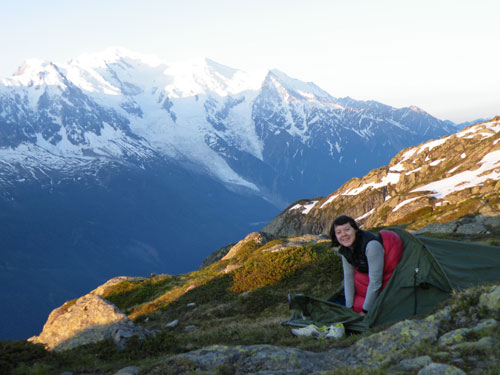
[334,223,356,248]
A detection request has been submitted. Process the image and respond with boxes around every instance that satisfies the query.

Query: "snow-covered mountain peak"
[59,48,173,97]
[408,105,427,114]
[159,57,263,98]
[204,58,240,80]
[12,58,48,76]
[1,59,66,88]
[266,69,334,103]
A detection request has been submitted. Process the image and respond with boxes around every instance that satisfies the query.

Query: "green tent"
[284,227,500,332]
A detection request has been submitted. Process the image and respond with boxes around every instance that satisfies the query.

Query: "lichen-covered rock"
[349,319,440,366]
[455,222,488,234]
[472,318,499,332]
[424,306,452,324]
[438,327,470,346]
[164,344,345,374]
[417,362,466,375]
[28,294,147,351]
[477,214,500,228]
[114,366,139,375]
[415,222,458,234]
[438,318,499,347]
[450,336,500,351]
[479,285,500,311]
[397,356,433,371]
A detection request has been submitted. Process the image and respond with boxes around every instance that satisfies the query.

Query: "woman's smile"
[335,223,356,247]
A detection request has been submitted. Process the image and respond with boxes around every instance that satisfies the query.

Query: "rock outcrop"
[415,213,500,236]
[29,283,151,351]
[221,232,271,261]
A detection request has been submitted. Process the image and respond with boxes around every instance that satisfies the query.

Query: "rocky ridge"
[263,117,500,237]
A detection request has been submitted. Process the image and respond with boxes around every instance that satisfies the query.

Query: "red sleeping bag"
[352,230,404,313]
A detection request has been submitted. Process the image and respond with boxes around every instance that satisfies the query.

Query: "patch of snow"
[429,158,446,166]
[389,163,406,172]
[356,209,374,221]
[343,172,400,196]
[456,121,500,139]
[483,121,500,133]
[456,125,482,138]
[412,150,500,198]
[405,167,421,175]
[393,196,421,211]
[400,148,417,162]
[320,194,338,208]
[417,137,448,154]
[290,200,319,214]
[435,201,448,207]
[302,200,319,214]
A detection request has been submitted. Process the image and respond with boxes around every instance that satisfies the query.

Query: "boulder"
[29,294,148,351]
[479,285,500,311]
[415,213,500,235]
[438,328,470,346]
[349,319,440,367]
[397,356,433,371]
[417,363,466,375]
[113,366,139,375]
[455,222,488,234]
[450,336,500,351]
[415,222,458,234]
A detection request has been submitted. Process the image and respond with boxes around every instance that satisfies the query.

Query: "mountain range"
[0,47,460,339]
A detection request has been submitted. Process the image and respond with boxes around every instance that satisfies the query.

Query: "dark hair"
[329,215,360,246]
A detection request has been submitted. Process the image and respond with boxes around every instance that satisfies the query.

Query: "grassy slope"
[1,235,499,375]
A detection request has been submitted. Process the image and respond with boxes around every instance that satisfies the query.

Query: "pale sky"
[1,0,499,123]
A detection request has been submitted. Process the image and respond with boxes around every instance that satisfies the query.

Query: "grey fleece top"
[342,240,385,312]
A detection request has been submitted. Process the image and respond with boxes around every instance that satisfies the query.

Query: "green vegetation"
[104,274,182,312]
[393,206,433,227]
[2,236,499,375]
[1,238,345,374]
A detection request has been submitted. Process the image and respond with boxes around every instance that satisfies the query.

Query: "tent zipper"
[413,267,419,315]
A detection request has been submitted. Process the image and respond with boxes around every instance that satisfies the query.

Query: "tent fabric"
[283,228,500,332]
[419,236,500,290]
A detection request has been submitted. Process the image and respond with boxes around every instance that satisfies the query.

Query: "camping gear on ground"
[284,227,500,333]
[291,323,345,339]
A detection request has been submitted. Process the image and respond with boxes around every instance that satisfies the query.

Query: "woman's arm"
[363,240,385,312]
[341,255,355,308]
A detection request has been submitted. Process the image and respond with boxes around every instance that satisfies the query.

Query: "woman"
[330,215,403,315]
